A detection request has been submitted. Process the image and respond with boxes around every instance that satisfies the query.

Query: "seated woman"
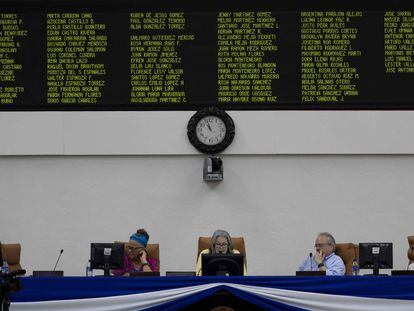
[113,229,158,276]
[196,229,247,276]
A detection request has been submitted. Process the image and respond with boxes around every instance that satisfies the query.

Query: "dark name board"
[1,0,414,110]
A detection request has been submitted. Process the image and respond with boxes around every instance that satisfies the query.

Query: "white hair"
[318,232,336,250]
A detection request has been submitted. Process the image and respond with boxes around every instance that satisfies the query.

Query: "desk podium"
[10,276,414,310]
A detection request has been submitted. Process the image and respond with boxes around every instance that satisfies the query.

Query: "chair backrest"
[1,243,22,272]
[114,241,160,268]
[407,236,414,262]
[335,243,359,276]
[197,236,247,266]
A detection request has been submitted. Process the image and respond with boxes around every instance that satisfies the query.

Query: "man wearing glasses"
[298,232,345,275]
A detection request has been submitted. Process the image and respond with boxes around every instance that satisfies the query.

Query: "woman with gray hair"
[196,229,246,275]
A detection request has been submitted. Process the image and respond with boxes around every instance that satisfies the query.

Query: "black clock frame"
[187,107,235,154]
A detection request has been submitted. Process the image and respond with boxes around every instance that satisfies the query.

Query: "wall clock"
[187,107,235,154]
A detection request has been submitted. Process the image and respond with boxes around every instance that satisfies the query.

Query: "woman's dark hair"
[136,228,149,241]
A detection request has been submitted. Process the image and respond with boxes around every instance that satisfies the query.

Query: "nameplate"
[166,271,196,277]
[391,270,414,276]
[129,271,160,277]
[32,270,64,277]
[296,271,326,276]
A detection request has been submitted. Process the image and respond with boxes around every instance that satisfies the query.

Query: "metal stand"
[104,255,110,277]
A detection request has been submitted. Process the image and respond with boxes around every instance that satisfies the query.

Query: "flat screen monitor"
[359,243,393,275]
[90,243,124,276]
[202,253,244,276]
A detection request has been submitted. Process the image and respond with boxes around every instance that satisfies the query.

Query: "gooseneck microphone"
[53,249,64,271]
[308,252,313,271]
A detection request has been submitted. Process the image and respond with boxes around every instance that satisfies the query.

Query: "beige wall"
[0,155,413,275]
[1,110,413,275]
[1,111,414,155]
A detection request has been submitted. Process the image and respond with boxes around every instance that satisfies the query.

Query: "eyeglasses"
[127,246,142,251]
[215,242,229,248]
[314,243,330,248]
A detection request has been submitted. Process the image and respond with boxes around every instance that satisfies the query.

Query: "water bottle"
[2,259,9,274]
[86,260,93,277]
[352,258,359,276]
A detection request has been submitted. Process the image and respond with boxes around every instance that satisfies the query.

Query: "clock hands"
[188,107,235,154]
[196,115,225,144]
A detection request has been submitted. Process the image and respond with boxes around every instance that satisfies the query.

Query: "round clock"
[187,107,235,154]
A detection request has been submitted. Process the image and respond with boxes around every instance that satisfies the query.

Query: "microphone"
[308,252,313,271]
[53,249,64,271]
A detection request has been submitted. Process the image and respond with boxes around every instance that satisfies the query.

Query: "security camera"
[203,156,223,181]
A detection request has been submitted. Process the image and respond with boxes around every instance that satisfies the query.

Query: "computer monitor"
[359,243,393,275]
[90,243,124,276]
[201,253,244,276]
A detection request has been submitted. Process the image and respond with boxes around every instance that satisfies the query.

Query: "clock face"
[187,107,235,154]
[196,116,227,145]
